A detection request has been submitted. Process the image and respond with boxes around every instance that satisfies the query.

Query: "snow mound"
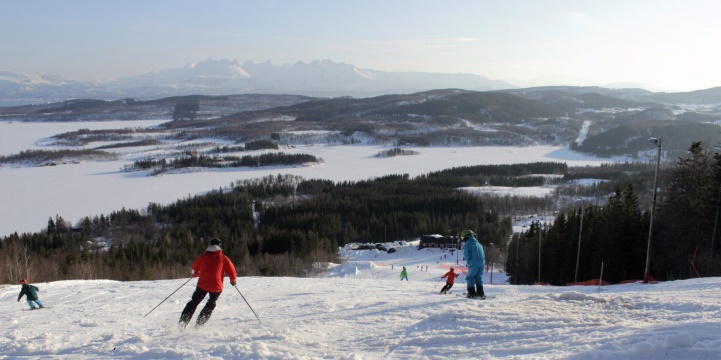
[327,261,382,278]
[555,291,609,304]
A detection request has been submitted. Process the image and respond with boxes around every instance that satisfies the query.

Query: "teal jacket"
[18,284,39,301]
[463,236,486,274]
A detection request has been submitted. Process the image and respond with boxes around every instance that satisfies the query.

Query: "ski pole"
[431,277,443,293]
[143,276,194,318]
[234,285,261,323]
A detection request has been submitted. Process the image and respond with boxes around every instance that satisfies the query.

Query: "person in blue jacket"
[462,230,486,299]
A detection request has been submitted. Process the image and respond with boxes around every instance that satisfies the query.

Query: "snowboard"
[457,293,494,300]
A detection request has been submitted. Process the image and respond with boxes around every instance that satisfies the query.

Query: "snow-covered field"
[1,241,720,359]
[0,120,626,237]
[1,120,720,358]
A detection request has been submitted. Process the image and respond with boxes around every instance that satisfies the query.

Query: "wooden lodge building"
[418,234,461,249]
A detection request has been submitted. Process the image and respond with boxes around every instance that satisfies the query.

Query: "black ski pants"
[440,283,454,294]
[179,286,222,326]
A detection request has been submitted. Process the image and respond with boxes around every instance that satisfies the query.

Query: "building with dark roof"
[419,234,461,249]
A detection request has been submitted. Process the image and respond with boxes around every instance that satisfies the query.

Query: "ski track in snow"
[1,243,720,359]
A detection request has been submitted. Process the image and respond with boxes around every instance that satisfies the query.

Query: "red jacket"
[192,250,237,293]
[442,270,460,284]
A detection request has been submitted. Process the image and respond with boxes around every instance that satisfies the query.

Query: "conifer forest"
[2,144,721,285]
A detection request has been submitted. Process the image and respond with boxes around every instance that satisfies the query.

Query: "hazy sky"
[3,0,720,91]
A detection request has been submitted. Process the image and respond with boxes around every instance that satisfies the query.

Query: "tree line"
[124,152,322,173]
[3,154,720,286]
[3,163,555,283]
[505,141,721,285]
[0,149,119,165]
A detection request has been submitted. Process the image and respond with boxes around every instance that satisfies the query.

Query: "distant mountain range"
[0,59,515,106]
[2,59,721,108]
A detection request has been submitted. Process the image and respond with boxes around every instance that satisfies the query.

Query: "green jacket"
[401,269,408,278]
[18,284,39,301]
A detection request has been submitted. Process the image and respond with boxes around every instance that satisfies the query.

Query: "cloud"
[358,38,480,53]
[569,11,606,32]
[570,12,590,24]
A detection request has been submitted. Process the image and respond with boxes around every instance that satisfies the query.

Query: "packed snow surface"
[1,242,720,359]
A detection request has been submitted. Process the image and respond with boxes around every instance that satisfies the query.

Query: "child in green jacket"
[18,279,44,310]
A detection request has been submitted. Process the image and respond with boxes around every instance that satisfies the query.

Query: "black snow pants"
[179,286,222,326]
[440,283,454,294]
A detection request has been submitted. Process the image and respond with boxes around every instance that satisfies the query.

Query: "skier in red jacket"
[179,238,237,327]
[439,267,460,294]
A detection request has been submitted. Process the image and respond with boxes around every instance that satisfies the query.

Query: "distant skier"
[462,230,486,299]
[179,238,237,328]
[400,266,408,281]
[18,279,44,310]
[439,267,460,294]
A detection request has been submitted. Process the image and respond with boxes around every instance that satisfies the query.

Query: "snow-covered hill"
[0,59,515,106]
[1,241,719,359]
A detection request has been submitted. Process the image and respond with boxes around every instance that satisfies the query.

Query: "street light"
[454,231,460,265]
[575,205,584,284]
[489,242,495,284]
[644,137,662,283]
[538,222,543,285]
[517,225,527,284]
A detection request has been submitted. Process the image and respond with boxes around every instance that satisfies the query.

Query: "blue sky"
[3,0,720,91]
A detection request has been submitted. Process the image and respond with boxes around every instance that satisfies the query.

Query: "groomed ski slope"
[1,241,720,359]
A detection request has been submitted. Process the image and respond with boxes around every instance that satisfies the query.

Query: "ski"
[456,293,494,300]
[22,307,49,311]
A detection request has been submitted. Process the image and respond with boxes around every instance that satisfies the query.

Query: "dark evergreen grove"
[3,152,721,285]
[125,152,321,174]
[506,184,648,286]
[505,141,721,285]
[1,163,563,283]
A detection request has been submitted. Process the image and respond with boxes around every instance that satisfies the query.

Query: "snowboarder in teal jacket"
[18,279,44,309]
[400,267,408,281]
[462,230,486,299]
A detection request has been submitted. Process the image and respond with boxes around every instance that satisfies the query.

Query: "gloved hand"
[231,281,236,286]
[17,299,20,302]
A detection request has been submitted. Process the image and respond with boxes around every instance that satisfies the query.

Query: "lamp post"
[644,137,662,283]
[517,225,526,284]
[489,242,495,284]
[455,231,460,265]
[575,206,584,284]
[538,222,543,285]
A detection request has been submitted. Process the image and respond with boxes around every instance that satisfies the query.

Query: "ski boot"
[466,286,477,298]
[476,284,486,300]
